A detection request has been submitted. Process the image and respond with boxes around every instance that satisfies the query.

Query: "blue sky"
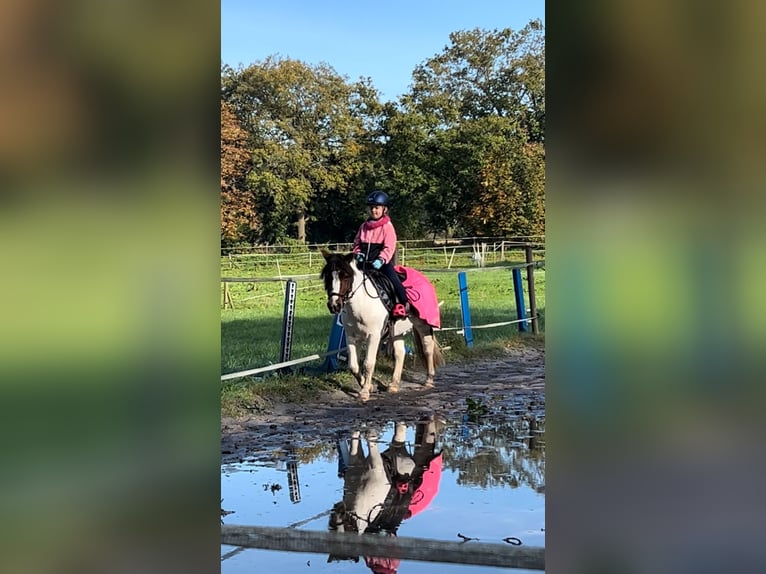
[221,0,545,102]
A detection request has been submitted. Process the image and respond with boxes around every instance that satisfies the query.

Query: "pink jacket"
[352,215,397,264]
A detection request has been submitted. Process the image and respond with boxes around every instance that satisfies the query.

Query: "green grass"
[221,251,545,416]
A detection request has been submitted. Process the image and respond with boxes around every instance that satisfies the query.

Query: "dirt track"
[221,346,545,464]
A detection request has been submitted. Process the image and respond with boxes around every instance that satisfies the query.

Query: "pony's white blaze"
[327,270,343,313]
[320,250,443,401]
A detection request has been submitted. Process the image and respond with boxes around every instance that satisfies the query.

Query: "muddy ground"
[221,345,545,464]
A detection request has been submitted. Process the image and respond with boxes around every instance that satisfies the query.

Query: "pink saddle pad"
[394,266,440,329]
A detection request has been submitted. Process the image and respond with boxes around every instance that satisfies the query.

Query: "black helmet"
[366,191,389,207]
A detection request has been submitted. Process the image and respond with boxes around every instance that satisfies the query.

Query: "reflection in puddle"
[222,393,545,573]
[327,417,443,569]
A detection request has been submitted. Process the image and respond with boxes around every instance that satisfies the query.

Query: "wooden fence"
[221,525,545,570]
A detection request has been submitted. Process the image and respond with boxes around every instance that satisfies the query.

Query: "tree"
[377,104,437,238]
[222,58,383,243]
[394,21,545,237]
[468,139,545,236]
[407,20,545,141]
[220,100,255,245]
[219,21,545,244]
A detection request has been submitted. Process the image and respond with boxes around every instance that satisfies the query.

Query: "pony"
[327,418,443,568]
[320,249,443,401]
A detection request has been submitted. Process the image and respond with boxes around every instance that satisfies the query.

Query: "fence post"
[279,280,298,367]
[525,245,539,334]
[223,281,234,309]
[512,268,528,333]
[287,450,301,504]
[458,272,474,347]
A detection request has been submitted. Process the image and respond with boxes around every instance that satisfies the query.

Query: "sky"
[221,0,545,103]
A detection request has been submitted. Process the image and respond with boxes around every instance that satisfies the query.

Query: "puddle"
[221,394,545,573]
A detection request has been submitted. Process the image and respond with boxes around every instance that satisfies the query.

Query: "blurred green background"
[1,0,765,572]
[0,1,221,572]
[547,0,766,571]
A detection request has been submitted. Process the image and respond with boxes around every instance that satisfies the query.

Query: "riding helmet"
[366,191,389,207]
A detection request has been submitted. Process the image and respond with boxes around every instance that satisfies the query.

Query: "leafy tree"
[468,139,545,236]
[222,58,383,243]
[219,20,545,244]
[377,104,436,239]
[407,20,544,140]
[395,21,545,237]
[220,100,255,245]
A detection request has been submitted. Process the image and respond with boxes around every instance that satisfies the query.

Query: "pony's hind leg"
[388,337,407,393]
[423,334,437,388]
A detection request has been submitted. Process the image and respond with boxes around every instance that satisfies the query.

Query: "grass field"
[221,253,545,374]
[220,248,545,414]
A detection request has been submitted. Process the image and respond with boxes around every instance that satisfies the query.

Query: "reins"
[360,273,382,300]
[328,264,380,307]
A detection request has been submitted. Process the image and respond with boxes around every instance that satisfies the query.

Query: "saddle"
[361,264,406,316]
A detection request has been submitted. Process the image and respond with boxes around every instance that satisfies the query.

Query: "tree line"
[221,20,544,248]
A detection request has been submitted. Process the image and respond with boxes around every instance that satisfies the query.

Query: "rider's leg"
[380,263,408,318]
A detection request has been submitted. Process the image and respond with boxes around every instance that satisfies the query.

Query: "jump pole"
[457,271,474,347]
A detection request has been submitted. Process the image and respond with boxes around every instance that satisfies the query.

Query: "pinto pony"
[327,418,443,568]
[320,249,443,401]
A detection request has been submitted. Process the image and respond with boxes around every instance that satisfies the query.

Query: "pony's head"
[320,249,357,314]
[328,500,360,534]
[327,500,361,563]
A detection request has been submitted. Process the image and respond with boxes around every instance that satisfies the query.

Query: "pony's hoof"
[424,380,435,388]
[388,385,399,393]
[365,429,379,440]
[359,390,370,402]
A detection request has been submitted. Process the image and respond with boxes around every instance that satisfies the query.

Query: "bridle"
[324,257,379,311]
[327,264,355,306]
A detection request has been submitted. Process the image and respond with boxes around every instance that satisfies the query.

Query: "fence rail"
[221,525,545,570]
[222,236,544,254]
[221,239,544,275]
[220,257,543,381]
[220,260,544,285]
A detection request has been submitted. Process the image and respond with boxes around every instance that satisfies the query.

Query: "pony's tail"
[413,329,444,369]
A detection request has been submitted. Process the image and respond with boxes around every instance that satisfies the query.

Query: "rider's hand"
[355,253,365,264]
[372,258,383,270]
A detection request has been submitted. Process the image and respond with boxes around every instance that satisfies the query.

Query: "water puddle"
[222,392,545,573]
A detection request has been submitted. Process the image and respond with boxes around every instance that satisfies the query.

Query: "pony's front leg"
[349,430,361,456]
[388,337,407,393]
[346,339,362,387]
[358,332,382,402]
[365,430,385,477]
